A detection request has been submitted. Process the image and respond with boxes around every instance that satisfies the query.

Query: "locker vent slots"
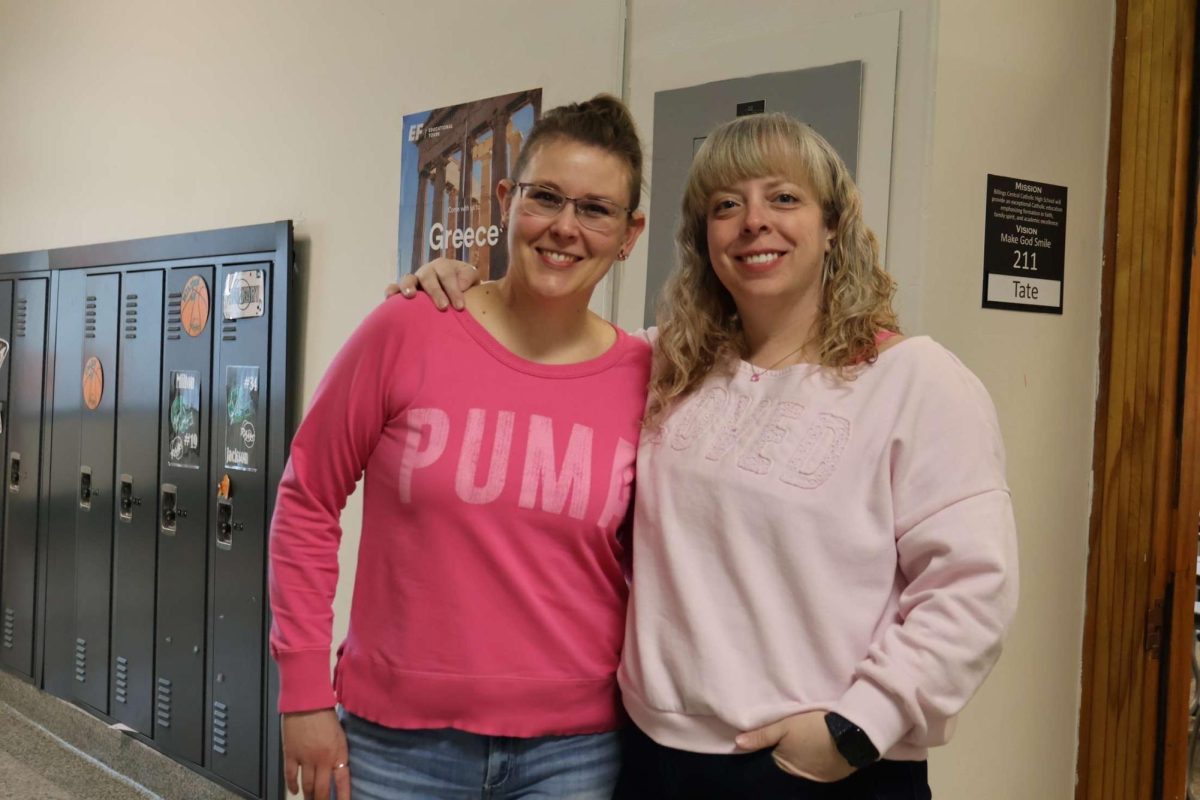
[124,293,138,339]
[156,677,172,728]
[212,700,228,755]
[74,637,87,682]
[114,655,128,704]
[84,296,97,339]
[2,607,13,648]
[166,292,182,341]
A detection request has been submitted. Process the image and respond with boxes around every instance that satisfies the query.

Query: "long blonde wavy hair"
[644,113,899,428]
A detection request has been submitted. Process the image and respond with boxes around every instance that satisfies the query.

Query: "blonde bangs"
[686,115,836,221]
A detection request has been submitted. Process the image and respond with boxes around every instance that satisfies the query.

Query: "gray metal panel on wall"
[72,273,120,713]
[206,262,270,793]
[642,62,864,327]
[154,265,214,765]
[1,278,49,677]
[110,269,164,735]
[43,270,86,699]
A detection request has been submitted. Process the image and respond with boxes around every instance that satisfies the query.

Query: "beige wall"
[0,2,1113,798]
[923,1,1110,796]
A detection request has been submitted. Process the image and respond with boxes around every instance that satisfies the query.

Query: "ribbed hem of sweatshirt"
[336,651,623,737]
[276,650,337,713]
[621,688,745,753]
[623,687,928,761]
[833,679,923,760]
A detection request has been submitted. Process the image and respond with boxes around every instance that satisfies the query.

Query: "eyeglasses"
[513,183,632,234]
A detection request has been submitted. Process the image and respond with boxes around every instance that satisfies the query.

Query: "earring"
[617,250,627,261]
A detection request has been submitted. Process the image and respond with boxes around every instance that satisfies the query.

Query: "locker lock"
[7,452,19,493]
[79,466,92,510]
[160,484,178,534]
[119,474,138,522]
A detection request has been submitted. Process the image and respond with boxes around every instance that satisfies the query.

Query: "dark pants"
[613,724,932,800]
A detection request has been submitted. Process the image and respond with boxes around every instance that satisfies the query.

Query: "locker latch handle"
[119,474,134,521]
[216,497,233,550]
[79,466,92,510]
[8,452,19,493]
[160,484,178,534]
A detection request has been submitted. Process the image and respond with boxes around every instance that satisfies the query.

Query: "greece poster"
[398,89,542,280]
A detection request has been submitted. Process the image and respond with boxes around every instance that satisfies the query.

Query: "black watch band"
[824,712,880,769]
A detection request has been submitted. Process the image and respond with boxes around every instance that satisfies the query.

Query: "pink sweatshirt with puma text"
[269,294,650,736]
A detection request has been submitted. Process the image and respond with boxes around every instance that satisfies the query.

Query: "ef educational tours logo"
[408,122,425,143]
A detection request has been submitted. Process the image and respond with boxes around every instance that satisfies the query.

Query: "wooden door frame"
[1077,1,1198,798]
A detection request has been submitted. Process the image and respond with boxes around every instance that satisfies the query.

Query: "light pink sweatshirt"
[269,294,650,736]
[618,336,1018,760]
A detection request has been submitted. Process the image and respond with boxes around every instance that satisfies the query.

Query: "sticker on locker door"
[223,271,264,320]
[223,366,259,472]
[168,371,201,469]
[82,357,104,410]
[180,275,210,337]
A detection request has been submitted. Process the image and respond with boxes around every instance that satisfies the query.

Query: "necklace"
[747,343,808,382]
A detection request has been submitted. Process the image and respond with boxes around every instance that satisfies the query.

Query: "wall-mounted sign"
[398,88,542,281]
[982,174,1067,314]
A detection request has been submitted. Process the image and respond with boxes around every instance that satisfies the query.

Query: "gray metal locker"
[1,278,49,677]
[43,269,86,699]
[0,281,12,607]
[110,270,164,735]
[154,265,214,764]
[207,262,270,792]
[1,223,292,799]
[72,273,120,712]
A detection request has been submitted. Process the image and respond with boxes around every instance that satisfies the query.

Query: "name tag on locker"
[222,270,264,320]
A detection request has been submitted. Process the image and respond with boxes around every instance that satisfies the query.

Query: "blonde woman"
[399,113,1017,799]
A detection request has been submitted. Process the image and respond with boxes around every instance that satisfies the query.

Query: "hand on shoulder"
[390,258,482,310]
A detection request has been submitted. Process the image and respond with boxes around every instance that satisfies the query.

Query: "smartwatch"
[824,711,880,769]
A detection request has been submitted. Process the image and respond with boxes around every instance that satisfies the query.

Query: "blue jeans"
[340,712,622,799]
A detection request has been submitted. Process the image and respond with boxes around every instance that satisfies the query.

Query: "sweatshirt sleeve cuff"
[832,678,912,756]
[275,650,337,713]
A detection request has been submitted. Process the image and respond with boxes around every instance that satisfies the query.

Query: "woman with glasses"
[400,112,1017,799]
[268,94,649,800]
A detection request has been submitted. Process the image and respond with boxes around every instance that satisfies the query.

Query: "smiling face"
[705,173,835,319]
[498,137,644,302]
